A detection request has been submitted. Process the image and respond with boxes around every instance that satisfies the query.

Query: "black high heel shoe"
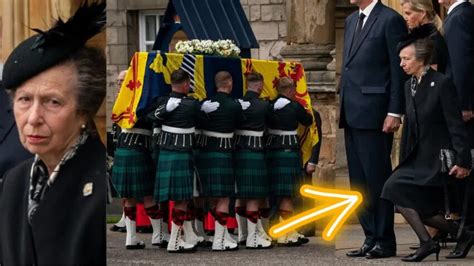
[409,231,448,250]
[446,232,474,259]
[401,241,440,262]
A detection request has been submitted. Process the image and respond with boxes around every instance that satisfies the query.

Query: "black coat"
[394,69,471,185]
[0,135,106,265]
[425,24,449,74]
[382,69,471,217]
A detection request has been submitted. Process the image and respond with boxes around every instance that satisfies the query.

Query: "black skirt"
[381,166,443,218]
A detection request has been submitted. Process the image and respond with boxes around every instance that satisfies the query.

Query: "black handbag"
[439,149,474,239]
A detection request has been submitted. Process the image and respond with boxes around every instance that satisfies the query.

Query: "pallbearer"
[153,69,208,253]
[234,72,273,249]
[199,71,242,251]
[266,77,312,246]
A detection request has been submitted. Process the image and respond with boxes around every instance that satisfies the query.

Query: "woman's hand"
[449,165,471,179]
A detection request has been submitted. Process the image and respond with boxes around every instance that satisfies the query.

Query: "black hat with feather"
[1,2,106,91]
[397,23,437,54]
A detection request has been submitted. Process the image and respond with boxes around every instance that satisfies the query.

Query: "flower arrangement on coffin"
[175,39,241,57]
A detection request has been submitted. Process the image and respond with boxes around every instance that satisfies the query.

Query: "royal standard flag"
[112,52,319,165]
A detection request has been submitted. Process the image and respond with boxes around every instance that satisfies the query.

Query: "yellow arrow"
[269,185,363,241]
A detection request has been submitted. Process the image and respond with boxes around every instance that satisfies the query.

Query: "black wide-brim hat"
[1,2,105,91]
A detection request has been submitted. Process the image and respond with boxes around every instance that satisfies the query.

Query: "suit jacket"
[0,135,106,265]
[444,1,474,111]
[339,2,407,129]
[0,90,32,177]
[395,69,471,186]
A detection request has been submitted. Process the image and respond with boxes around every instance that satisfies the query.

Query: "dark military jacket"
[267,95,313,150]
[235,91,272,151]
[201,91,241,152]
[116,118,152,152]
[153,91,202,151]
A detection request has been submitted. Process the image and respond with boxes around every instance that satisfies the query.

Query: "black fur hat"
[397,23,437,53]
[1,2,105,90]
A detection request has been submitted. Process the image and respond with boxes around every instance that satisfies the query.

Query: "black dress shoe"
[446,232,474,259]
[401,241,440,262]
[110,224,126,232]
[365,246,396,259]
[346,244,374,257]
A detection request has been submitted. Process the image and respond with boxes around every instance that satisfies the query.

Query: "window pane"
[146,44,154,52]
[145,15,157,41]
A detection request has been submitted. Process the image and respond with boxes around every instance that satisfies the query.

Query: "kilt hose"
[154,150,194,202]
[266,150,303,197]
[198,151,235,198]
[234,150,269,199]
[112,148,154,200]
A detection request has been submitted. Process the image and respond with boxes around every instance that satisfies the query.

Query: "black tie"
[355,13,366,39]
[349,13,366,55]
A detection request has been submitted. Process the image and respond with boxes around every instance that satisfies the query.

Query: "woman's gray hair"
[68,46,106,129]
[412,38,434,65]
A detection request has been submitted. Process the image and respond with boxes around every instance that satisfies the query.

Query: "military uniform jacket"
[201,92,241,152]
[0,135,106,265]
[116,118,152,152]
[267,95,312,150]
[153,92,202,152]
[235,91,272,151]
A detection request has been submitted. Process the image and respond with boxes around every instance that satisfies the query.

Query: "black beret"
[1,2,105,91]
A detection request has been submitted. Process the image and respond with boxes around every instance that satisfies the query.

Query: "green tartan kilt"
[111,148,154,200]
[198,152,235,197]
[234,150,269,199]
[266,150,303,197]
[151,148,160,168]
[154,150,194,202]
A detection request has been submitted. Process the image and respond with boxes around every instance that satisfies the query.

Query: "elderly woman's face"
[399,45,424,76]
[402,3,426,29]
[13,62,86,162]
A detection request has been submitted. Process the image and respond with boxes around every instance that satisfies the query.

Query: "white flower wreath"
[175,39,241,57]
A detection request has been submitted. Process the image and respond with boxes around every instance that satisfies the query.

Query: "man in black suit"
[339,0,407,259]
[439,0,474,231]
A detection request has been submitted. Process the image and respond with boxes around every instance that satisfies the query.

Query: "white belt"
[235,130,264,137]
[162,125,195,134]
[122,128,152,136]
[268,129,297,136]
[195,129,202,135]
[153,128,162,134]
[203,130,234,138]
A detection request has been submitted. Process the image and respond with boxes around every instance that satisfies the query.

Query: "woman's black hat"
[397,23,437,53]
[1,2,105,91]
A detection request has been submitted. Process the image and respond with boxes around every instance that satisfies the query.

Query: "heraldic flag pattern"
[111,52,319,165]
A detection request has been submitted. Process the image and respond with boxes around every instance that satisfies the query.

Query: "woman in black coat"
[381,37,472,262]
[0,3,106,265]
[399,0,450,161]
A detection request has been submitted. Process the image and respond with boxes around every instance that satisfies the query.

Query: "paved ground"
[107,222,474,265]
[107,161,474,264]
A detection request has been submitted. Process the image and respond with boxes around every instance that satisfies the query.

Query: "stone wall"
[240,0,287,60]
